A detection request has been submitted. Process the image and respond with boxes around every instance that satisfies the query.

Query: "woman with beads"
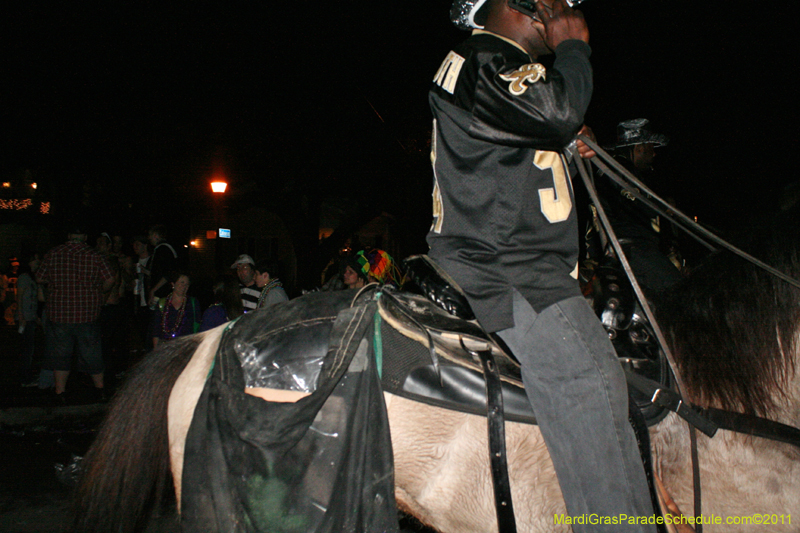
[253,258,289,310]
[149,271,201,348]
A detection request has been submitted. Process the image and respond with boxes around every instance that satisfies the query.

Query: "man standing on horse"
[429,0,656,529]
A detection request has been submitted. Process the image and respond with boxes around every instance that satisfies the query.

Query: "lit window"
[0,199,33,210]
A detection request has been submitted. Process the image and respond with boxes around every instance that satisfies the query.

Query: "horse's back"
[386,393,568,533]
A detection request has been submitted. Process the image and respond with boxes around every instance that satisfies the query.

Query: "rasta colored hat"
[450,0,588,30]
[609,118,669,149]
[352,249,398,284]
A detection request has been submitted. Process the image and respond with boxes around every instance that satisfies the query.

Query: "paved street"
[0,426,96,532]
[0,323,113,532]
[0,324,434,532]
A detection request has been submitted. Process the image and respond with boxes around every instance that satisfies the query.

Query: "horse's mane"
[72,334,201,533]
[658,220,800,418]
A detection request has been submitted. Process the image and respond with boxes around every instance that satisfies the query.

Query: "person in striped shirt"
[232,254,260,313]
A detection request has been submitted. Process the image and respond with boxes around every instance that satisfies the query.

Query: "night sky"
[4,1,799,240]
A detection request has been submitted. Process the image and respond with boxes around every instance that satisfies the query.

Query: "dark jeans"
[44,321,104,374]
[497,290,656,532]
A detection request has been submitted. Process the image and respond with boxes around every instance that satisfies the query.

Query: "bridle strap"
[571,148,707,526]
[578,135,800,290]
[589,155,717,253]
[700,408,800,449]
[463,340,518,532]
[571,153,693,408]
[689,426,702,532]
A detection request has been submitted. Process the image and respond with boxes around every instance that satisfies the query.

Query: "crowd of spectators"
[6,219,401,404]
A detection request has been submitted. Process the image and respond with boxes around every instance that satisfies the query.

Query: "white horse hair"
[74,240,800,532]
[159,319,799,532]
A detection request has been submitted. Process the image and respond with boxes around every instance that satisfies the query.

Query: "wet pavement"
[0,324,434,532]
[0,323,125,532]
[0,426,96,532]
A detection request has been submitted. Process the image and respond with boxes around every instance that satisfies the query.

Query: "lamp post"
[210,179,228,274]
[210,180,228,232]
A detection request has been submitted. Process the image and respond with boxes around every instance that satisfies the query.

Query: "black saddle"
[379,255,672,427]
[383,255,670,532]
[376,288,538,423]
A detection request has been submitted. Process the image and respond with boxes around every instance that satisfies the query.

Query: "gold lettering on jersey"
[430,120,444,233]
[431,177,444,234]
[535,150,572,223]
[433,51,465,94]
[499,63,546,95]
[430,119,438,166]
[570,262,579,280]
[651,215,661,233]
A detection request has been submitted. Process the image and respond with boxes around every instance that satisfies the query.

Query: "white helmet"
[450,0,489,30]
[450,0,588,30]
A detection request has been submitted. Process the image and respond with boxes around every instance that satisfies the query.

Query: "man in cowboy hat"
[589,118,683,294]
[612,118,668,173]
[428,0,656,529]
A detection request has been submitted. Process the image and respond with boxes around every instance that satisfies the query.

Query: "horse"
[72,235,800,533]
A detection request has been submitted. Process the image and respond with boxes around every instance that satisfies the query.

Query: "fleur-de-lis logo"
[499,63,547,95]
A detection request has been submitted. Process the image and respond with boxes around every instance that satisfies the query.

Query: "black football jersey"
[426,31,592,332]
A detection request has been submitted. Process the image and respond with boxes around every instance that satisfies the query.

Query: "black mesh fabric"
[378,318,432,393]
[181,291,398,533]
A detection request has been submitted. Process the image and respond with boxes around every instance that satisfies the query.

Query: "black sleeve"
[470,40,592,150]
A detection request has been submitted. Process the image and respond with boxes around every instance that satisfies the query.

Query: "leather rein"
[572,136,800,531]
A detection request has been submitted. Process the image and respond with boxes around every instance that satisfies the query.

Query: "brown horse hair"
[658,226,800,419]
[72,334,202,533]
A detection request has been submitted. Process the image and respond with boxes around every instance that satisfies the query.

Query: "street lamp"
[210,179,228,275]
[210,180,228,233]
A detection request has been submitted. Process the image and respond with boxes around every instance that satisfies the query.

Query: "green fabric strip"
[373,310,383,379]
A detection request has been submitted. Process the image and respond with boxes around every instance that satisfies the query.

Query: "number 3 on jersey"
[535,150,572,223]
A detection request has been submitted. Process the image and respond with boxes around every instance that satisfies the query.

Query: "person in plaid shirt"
[37,227,115,401]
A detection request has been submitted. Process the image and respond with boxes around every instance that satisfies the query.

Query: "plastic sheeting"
[181,291,397,533]
[236,337,326,393]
